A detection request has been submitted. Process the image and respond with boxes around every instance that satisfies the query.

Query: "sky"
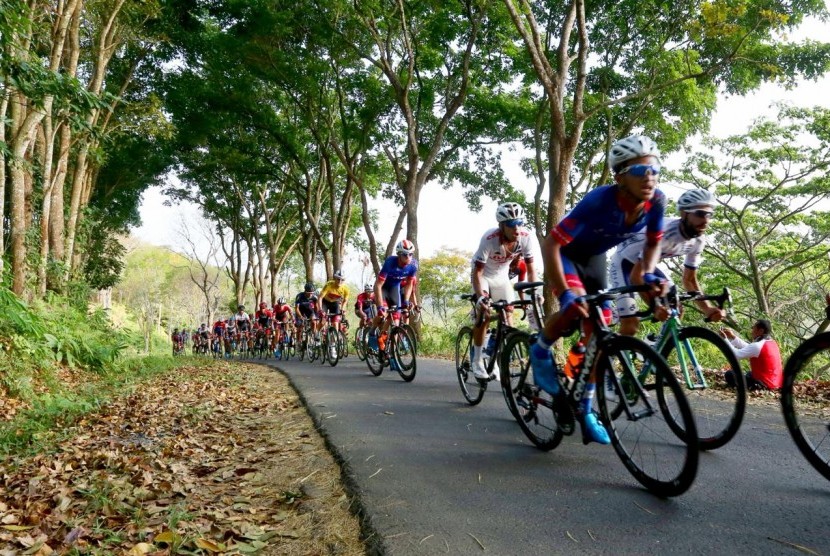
[134,17,830,285]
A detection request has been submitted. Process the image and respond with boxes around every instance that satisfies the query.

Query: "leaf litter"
[0,361,365,555]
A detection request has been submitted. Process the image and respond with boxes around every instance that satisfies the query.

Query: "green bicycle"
[612,287,746,451]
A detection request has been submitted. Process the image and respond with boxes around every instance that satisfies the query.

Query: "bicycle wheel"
[402,324,418,353]
[327,327,340,367]
[658,326,745,450]
[355,327,367,361]
[365,333,384,376]
[499,332,563,451]
[455,326,486,405]
[297,336,306,361]
[596,335,699,497]
[339,330,349,358]
[391,326,417,382]
[781,331,830,481]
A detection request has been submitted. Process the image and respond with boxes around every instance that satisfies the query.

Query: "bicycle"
[501,284,700,497]
[365,305,417,382]
[275,322,295,360]
[456,282,543,406]
[354,322,369,361]
[611,287,745,451]
[320,311,346,367]
[781,298,830,481]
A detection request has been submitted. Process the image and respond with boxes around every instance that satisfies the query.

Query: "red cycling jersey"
[273,304,293,321]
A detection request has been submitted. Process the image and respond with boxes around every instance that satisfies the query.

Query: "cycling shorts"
[608,258,670,318]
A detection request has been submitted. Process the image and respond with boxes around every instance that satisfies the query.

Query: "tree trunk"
[0,89,9,273]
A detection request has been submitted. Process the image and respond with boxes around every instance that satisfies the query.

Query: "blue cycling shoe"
[389,358,400,372]
[368,332,379,350]
[580,412,611,445]
[529,342,559,395]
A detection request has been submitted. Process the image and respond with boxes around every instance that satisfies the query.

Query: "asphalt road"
[261,353,830,555]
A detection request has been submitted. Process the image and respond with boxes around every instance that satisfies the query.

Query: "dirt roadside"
[0,361,372,555]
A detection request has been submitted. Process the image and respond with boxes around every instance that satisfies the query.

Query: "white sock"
[472,345,483,363]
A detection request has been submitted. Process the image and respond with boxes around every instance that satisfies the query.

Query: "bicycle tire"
[339,330,349,358]
[402,324,418,353]
[597,335,699,497]
[499,332,563,451]
[658,326,745,450]
[355,327,367,361]
[455,326,486,405]
[781,331,830,481]
[327,327,340,367]
[365,337,384,376]
[392,326,417,382]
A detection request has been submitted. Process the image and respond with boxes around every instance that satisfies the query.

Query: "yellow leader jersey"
[320,280,350,302]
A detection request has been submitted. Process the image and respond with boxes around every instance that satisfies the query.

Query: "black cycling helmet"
[237,304,244,311]
[304,282,315,292]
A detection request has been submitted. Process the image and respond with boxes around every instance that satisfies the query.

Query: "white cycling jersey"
[613,217,705,269]
[472,227,535,278]
[610,218,706,319]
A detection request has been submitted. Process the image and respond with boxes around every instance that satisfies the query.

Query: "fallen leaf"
[126,542,153,555]
[153,531,180,545]
[2,525,34,532]
[195,538,225,552]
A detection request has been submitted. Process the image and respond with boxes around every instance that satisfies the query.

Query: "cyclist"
[295,282,320,336]
[355,283,377,327]
[233,305,251,332]
[171,327,182,355]
[609,188,725,335]
[255,302,273,328]
[370,239,419,354]
[197,323,210,351]
[529,134,667,445]
[470,202,539,379]
[272,297,294,355]
[320,270,350,320]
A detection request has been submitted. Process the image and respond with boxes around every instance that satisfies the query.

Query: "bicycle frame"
[643,311,708,390]
[571,287,660,424]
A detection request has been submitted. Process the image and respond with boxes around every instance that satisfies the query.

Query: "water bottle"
[563,341,586,379]
[484,330,496,356]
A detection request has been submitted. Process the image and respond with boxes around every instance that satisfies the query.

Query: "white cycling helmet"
[396,239,415,256]
[364,283,373,293]
[609,135,661,174]
[496,202,525,223]
[677,189,716,211]
[333,269,344,280]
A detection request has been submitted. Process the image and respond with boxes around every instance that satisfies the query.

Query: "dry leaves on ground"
[0,361,365,555]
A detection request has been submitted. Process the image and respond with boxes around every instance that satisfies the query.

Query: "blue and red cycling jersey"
[552,184,666,258]
[378,256,418,287]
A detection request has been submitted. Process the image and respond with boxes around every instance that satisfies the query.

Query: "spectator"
[721,319,783,391]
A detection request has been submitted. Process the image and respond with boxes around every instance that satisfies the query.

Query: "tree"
[673,104,830,340]
[418,247,472,324]
[503,0,830,244]
[177,216,225,326]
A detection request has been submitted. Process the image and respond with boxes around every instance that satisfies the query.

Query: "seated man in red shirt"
[721,319,783,391]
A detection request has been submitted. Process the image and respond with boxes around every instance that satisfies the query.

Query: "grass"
[0,354,186,457]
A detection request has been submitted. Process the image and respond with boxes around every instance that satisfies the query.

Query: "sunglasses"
[618,164,661,177]
[398,252,412,258]
[504,219,525,228]
[687,209,714,219]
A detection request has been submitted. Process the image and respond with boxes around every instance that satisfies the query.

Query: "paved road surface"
[261,354,830,555]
